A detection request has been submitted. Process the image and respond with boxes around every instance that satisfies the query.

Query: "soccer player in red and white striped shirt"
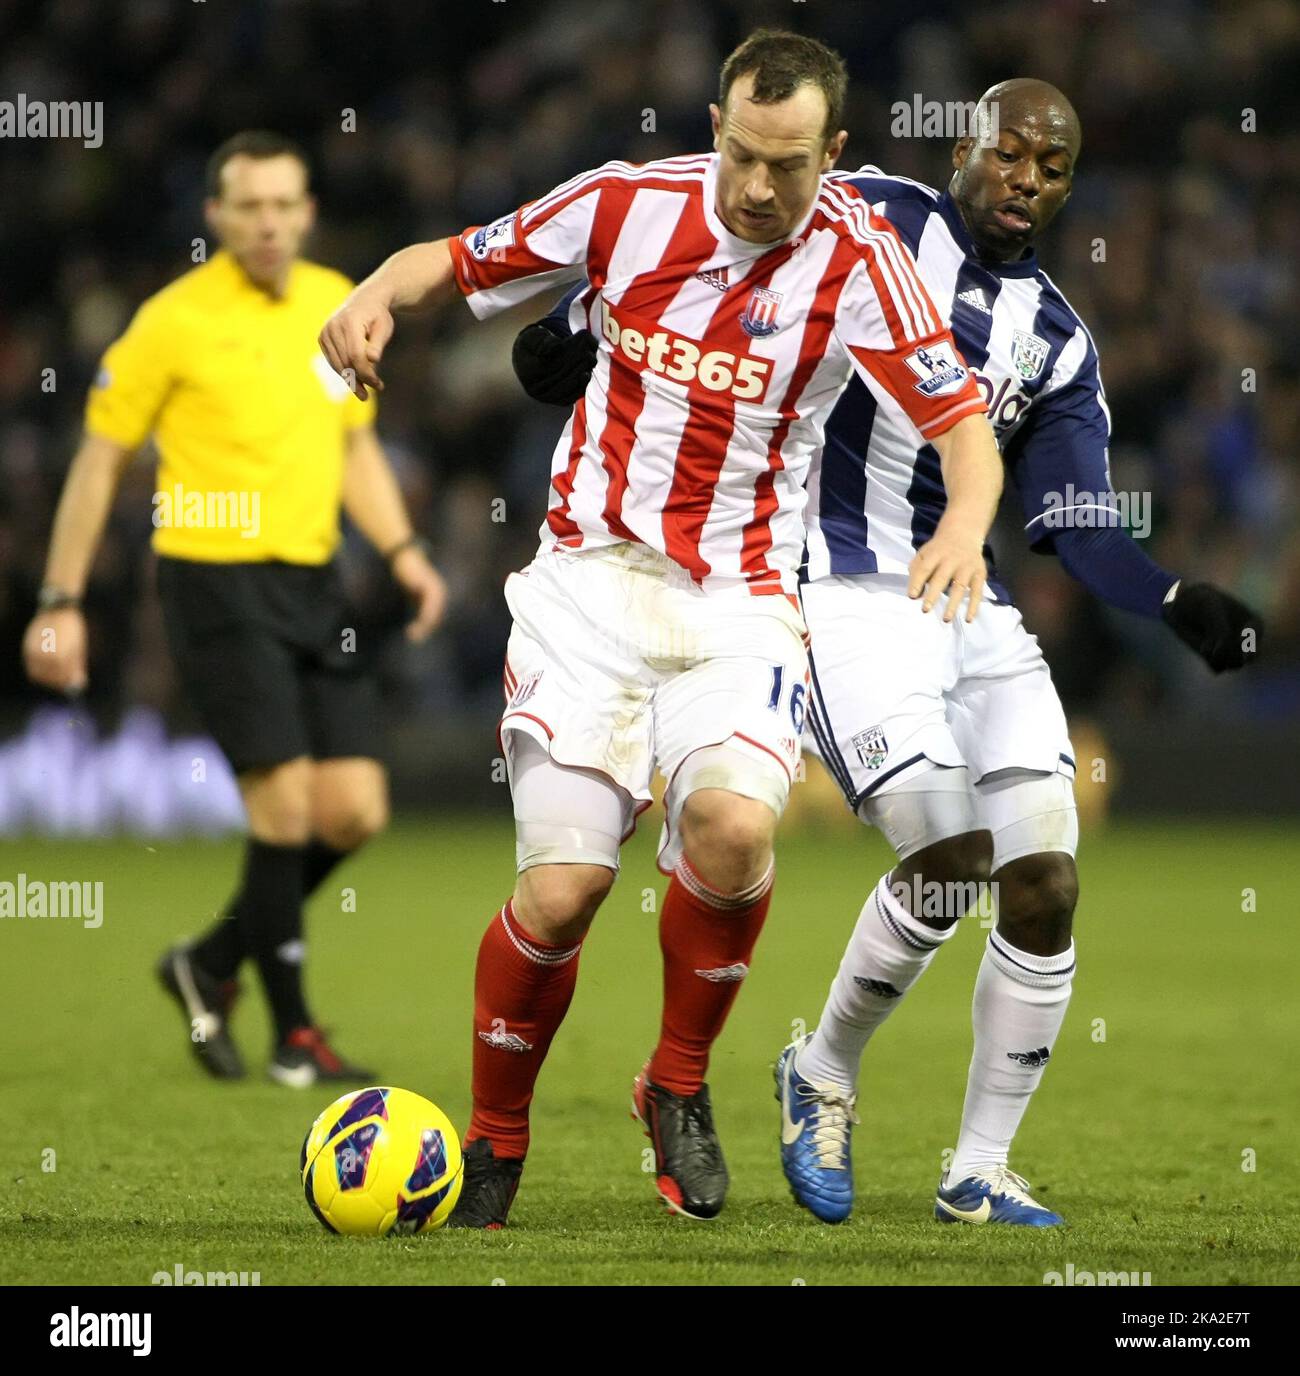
[320,29,1004,1226]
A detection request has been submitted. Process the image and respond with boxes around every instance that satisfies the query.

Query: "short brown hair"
[205,130,310,198]
[718,29,848,140]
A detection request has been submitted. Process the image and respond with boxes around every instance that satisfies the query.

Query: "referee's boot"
[268,1026,375,1088]
[156,944,246,1079]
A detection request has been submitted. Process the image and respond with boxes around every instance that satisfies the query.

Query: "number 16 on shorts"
[767,665,808,735]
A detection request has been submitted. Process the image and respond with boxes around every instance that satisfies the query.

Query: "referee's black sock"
[302,840,350,902]
[233,838,312,1043]
[191,840,351,982]
[191,913,243,982]
[191,836,254,981]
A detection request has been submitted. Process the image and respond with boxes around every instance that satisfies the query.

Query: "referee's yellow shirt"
[85,249,376,564]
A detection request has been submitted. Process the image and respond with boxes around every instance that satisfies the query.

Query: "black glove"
[511,319,598,406]
[1161,581,1264,672]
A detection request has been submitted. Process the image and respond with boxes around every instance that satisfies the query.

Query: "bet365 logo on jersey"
[903,340,970,398]
[599,297,773,402]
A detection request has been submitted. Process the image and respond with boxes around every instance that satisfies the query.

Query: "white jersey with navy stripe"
[804,168,1114,601]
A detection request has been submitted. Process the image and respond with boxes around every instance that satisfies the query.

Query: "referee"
[22,132,446,1088]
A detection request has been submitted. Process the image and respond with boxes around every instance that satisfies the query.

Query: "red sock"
[465,901,583,1160]
[648,857,774,1096]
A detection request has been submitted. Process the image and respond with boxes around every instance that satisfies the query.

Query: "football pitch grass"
[2,815,1297,1287]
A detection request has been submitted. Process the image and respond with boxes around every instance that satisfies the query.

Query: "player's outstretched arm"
[21,432,134,694]
[1042,525,1265,672]
[319,238,458,400]
[1008,346,1264,670]
[909,413,1004,623]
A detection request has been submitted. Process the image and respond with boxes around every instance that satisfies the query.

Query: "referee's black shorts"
[156,556,382,775]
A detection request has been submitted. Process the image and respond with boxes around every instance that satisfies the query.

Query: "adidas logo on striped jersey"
[695,267,730,292]
[956,286,992,314]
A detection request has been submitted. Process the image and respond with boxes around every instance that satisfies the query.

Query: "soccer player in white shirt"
[320,29,1005,1226]
[781,81,1262,1227]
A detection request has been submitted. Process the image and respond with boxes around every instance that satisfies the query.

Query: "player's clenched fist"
[319,291,395,400]
[908,523,988,623]
[22,608,89,695]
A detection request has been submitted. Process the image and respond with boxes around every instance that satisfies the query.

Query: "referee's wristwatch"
[37,585,82,613]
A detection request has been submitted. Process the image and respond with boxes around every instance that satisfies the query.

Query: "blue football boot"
[935,1166,1064,1226]
[774,1035,858,1223]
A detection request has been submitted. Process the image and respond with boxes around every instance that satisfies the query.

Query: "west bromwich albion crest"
[852,725,888,771]
[1011,329,1050,381]
[740,286,782,338]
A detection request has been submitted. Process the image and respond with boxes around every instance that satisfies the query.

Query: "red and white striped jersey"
[449,154,985,595]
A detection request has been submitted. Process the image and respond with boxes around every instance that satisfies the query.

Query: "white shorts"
[501,543,811,851]
[803,574,1075,809]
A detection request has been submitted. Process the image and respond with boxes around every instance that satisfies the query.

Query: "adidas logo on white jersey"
[956,286,992,315]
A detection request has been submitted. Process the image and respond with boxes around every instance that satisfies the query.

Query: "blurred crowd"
[1,0,1297,775]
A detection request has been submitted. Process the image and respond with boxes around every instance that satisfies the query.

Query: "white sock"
[948,933,1075,1184]
[797,874,958,1091]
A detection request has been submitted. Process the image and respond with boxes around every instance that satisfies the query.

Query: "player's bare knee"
[994,851,1078,954]
[904,829,993,888]
[679,791,775,894]
[890,829,993,925]
[514,863,613,945]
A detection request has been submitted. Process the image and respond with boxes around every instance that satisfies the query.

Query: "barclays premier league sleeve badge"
[469,213,517,262]
[903,341,970,397]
